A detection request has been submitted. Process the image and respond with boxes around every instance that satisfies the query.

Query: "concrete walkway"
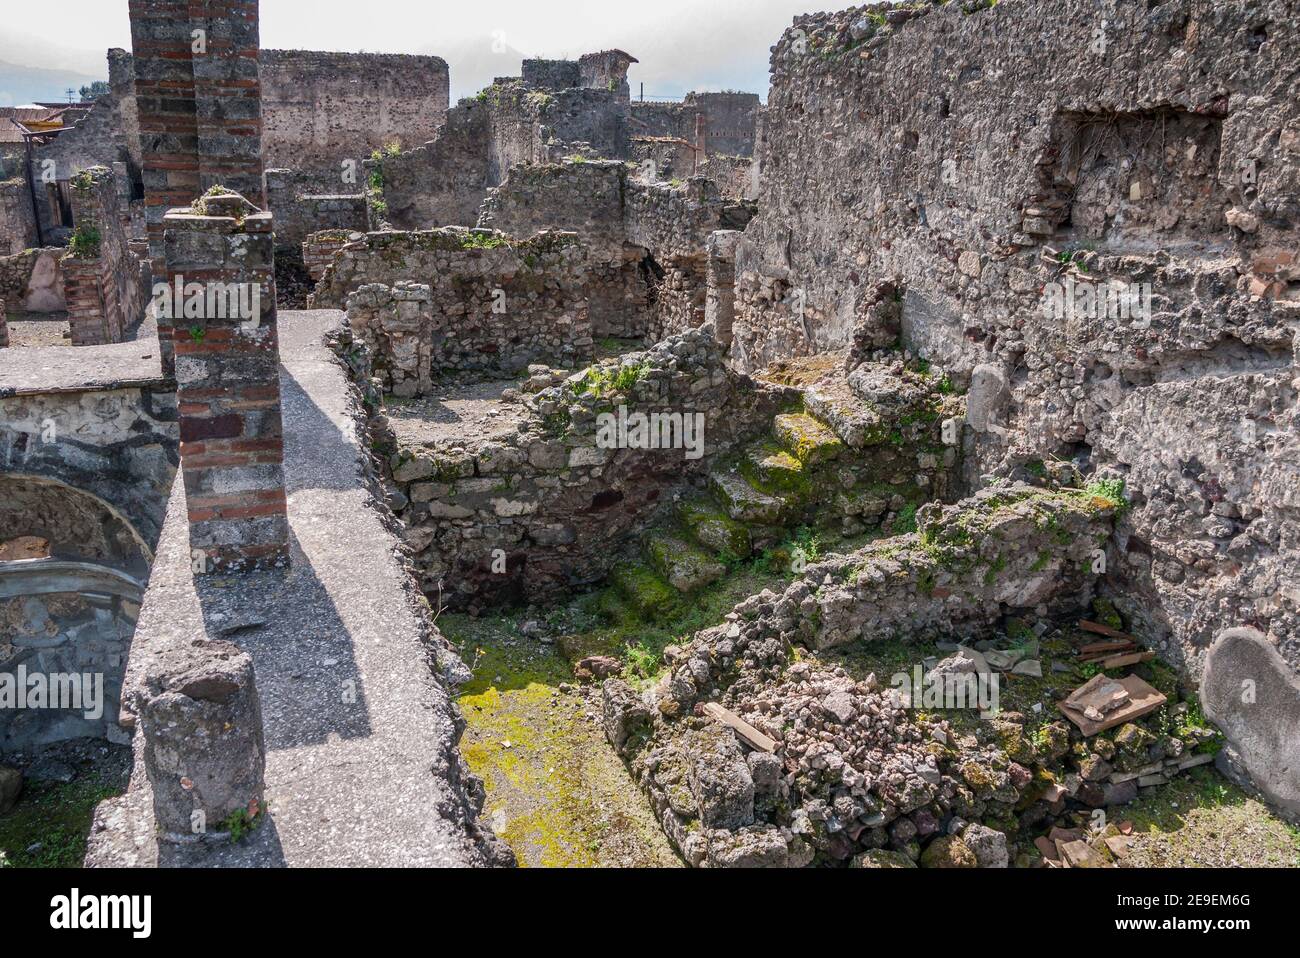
[86,311,507,867]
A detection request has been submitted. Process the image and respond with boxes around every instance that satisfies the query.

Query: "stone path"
[86,310,505,867]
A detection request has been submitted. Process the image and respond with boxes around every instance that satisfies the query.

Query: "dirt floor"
[3,311,72,347]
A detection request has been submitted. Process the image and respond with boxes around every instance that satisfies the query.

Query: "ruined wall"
[733,0,1300,690]
[302,228,365,283]
[0,247,65,315]
[0,384,179,552]
[62,167,144,346]
[478,159,757,339]
[0,297,6,349]
[265,167,369,251]
[358,326,792,607]
[340,230,594,386]
[0,179,38,255]
[259,50,450,176]
[629,92,761,158]
[379,83,633,231]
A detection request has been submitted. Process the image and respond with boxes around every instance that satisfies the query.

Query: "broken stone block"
[138,639,265,841]
[1202,627,1300,823]
[1059,839,1107,868]
[706,825,789,867]
[851,848,917,868]
[601,678,652,755]
[919,834,978,868]
[686,723,755,831]
[962,823,1009,868]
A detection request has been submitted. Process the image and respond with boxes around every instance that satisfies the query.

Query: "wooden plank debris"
[1098,650,1156,670]
[702,702,777,753]
[1078,638,1137,655]
[1078,619,1135,641]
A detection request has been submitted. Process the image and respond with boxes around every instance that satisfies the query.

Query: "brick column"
[130,0,266,375]
[164,191,288,573]
[63,166,142,346]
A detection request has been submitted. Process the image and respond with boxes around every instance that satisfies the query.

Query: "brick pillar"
[0,297,8,349]
[63,166,140,346]
[164,191,288,573]
[130,0,266,376]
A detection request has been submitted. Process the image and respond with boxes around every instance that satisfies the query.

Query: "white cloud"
[3,0,817,101]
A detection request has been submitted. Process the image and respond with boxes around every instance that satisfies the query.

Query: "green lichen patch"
[1118,767,1300,868]
[741,442,807,493]
[0,758,128,868]
[674,495,752,559]
[644,533,727,593]
[609,561,679,622]
[709,468,791,524]
[773,412,845,465]
[443,615,681,868]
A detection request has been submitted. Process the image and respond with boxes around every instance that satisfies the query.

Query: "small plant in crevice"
[66,225,102,259]
[892,503,919,535]
[1085,476,1129,515]
[220,800,267,844]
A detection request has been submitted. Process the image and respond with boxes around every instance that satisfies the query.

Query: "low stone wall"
[303,229,365,283]
[358,326,794,607]
[477,160,757,342]
[325,228,594,386]
[0,247,66,315]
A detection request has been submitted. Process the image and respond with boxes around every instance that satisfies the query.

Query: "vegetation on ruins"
[64,224,102,259]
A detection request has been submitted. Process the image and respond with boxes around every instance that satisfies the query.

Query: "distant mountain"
[0,60,105,107]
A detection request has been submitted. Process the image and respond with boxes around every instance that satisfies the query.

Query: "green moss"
[0,767,125,867]
[674,496,752,559]
[609,561,679,621]
[741,442,807,493]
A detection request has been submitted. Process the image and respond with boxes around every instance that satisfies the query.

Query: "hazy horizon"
[0,0,831,105]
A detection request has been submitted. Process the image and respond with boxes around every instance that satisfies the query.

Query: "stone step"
[741,441,807,493]
[773,412,845,465]
[804,379,887,449]
[709,468,793,524]
[644,532,727,593]
[674,495,752,559]
[609,560,679,622]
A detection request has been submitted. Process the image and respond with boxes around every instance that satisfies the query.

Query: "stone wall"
[629,92,761,158]
[0,297,6,349]
[0,247,65,315]
[0,178,38,255]
[0,384,179,554]
[29,85,137,244]
[477,159,757,340]
[302,229,365,283]
[378,82,633,231]
[357,326,794,607]
[62,167,143,346]
[259,50,450,177]
[339,230,594,387]
[731,0,1300,684]
[265,168,369,251]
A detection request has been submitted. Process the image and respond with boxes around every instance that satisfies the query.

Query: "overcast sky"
[1,0,826,102]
